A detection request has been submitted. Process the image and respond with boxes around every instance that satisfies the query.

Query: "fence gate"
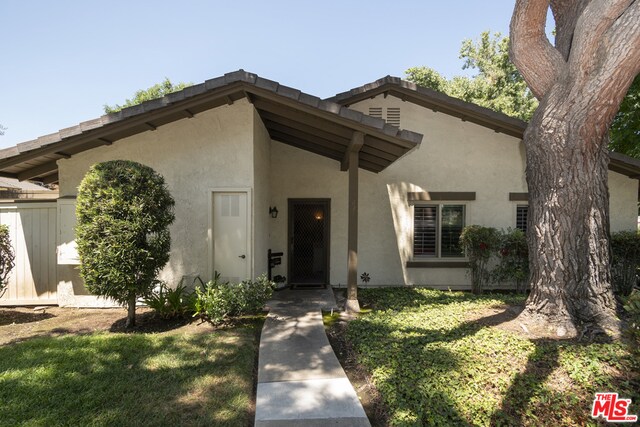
[0,202,57,305]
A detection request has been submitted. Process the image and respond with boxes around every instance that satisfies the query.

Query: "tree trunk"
[521,83,619,337]
[126,294,137,328]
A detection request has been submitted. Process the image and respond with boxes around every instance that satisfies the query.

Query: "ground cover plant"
[0,308,261,427]
[343,288,639,426]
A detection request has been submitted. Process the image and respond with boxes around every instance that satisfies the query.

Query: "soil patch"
[0,306,205,345]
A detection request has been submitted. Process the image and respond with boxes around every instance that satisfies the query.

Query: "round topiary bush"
[76,160,175,327]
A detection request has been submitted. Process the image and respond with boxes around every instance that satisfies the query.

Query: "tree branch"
[550,0,591,59]
[593,2,640,102]
[568,0,636,78]
[510,0,566,100]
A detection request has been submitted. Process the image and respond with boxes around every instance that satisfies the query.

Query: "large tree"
[509,0,640,336]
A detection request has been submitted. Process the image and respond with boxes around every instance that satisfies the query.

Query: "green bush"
[143,281,195,319]
[0,224,15,296]
[459,225,500,294]
[76,160,175,327]
[611,230,640,296]
[194,273,274,324]
[493,228,529,293]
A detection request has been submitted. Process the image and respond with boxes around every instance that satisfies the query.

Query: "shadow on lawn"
[351,288,638,426]
[109,310,194,333]
[0,309,54,326]
[0,328,259,426]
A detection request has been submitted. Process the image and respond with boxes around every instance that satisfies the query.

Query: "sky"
[0,0,522,148]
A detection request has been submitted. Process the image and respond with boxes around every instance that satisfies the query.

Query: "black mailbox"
[268,249,284,280]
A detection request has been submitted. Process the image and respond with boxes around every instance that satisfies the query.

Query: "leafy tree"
[609,74,640,158]
[76,160,175,327]
[509,0,639,336]
[0,224,15,296]
[103,78,192,114]
[408,32,639,159]
[406,32,538,121]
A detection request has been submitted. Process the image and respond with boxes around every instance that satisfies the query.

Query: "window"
[414,205,465,258]
[516,205,528,233]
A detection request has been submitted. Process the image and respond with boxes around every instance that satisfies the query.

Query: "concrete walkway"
[255,288,370,426]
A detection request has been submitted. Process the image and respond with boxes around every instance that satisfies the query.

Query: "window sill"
[406,260,469,268]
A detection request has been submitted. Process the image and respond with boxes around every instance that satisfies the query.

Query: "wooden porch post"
[344,131,364,313]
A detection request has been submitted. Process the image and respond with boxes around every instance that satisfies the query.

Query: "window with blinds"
[414,204,465,258]
[414,206,437,256]
[516,205,528,233]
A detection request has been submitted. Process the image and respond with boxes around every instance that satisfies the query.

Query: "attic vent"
[387,107,401,127]
[369,107,383,118]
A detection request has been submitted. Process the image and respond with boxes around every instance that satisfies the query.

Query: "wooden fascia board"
[42,173,59,185]
[0,84,247,170]
[259,107,406,159]
[17,161,59,181]
[341,132,364,171]
[249,86,417,149]
[259,110,353,142]
[266,121,349,154]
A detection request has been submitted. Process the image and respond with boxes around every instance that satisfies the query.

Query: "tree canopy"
[609,74,640,158]
[406,32,538,121]
[103,78,192,114]
[407,31,640,158]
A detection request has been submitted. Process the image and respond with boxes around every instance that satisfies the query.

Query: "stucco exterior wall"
[269,142,349,286]
[56,101,256,306]
[270,93,638,289]
[609,170,638,232]
[253,109,271,277]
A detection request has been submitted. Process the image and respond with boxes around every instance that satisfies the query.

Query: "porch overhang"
[0,70,423,184]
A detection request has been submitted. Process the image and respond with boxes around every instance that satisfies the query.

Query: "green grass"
[0,324,259,427]
[346,288,639,426]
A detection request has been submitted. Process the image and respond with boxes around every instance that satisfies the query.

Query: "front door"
[288,199,330,286]
[213,192,249,283]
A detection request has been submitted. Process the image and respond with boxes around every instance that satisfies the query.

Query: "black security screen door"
[288,199,330,286]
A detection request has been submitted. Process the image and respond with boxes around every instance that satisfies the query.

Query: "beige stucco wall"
[609,170,638,232]
[270,93,638,289]
[56,100,257,306]
[269,142,349,285]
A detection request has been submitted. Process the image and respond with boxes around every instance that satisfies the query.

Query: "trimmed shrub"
[493,228,529,293]
[143,281,195,319]
[0,224,15,295]
[76,160,175,327]
[194,273,274,324]
[611,230,640,296]
[459,225,500,294]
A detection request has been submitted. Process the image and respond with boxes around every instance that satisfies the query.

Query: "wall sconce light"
[269,206,279,218]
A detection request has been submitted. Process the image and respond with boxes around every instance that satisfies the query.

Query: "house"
[0,70,638,307]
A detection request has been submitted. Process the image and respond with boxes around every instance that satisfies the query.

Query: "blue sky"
[0,0,521,148]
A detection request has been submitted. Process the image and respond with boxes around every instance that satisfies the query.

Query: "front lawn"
[342,288,639,426]
[0,315,260,427]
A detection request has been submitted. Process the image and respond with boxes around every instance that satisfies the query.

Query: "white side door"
[213,192,249,283]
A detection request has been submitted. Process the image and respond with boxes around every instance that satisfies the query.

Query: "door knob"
[238,255,246,259]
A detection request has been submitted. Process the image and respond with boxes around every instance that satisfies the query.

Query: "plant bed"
[334,288,639,426]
